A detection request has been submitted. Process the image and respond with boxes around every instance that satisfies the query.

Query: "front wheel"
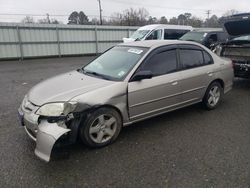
[80,107,122,148]
[203,82,223,110]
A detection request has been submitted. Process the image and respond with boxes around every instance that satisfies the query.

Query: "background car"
[18,40,233,162]
[217,13,250,78]
[123,24,193,42]
[180,28,229,49]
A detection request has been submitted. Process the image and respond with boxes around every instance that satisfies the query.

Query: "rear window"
[164,29,189,39]
[180,32,207,43]
[203,51,213,65]
[179,49,204,69]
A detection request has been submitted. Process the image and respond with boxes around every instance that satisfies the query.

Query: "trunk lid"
[222,13,250,37]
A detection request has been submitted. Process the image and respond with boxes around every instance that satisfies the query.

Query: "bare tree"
[223,9,240,16]
[38,18,60,24]
[21,16,35,24]
[188,16,203,27]
[109,7,149,26]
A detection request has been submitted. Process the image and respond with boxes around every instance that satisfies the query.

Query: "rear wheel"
[80,107,122,148]
[203,82,223,110]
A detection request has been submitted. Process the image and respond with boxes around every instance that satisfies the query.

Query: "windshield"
[130,30,150,40]
[82,46,148,81]
[233,35,250,41]
[180,32,207,43]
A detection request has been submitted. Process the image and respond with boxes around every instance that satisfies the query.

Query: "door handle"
[170,80,178,85]
[207,72,213,77]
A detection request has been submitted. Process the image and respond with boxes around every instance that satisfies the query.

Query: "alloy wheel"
[207,85,221,107]
[89,114,117,144]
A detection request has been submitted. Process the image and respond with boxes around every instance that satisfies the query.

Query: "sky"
[0,0,249,23]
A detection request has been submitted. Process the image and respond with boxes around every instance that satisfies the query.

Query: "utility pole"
[46,13,50,24]
[206,10,211,19]
[97,0,103,25]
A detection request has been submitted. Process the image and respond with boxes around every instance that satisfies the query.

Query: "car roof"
[118,40,204,49]
[138,24,193,31]
[193,28,224,33]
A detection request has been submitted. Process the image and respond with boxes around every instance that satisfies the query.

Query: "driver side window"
[146,30,162,40]
[139,49,178,77]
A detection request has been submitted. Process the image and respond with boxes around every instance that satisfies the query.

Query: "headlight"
[36,102,77,117]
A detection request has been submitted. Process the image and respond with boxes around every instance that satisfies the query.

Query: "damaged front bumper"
[18,106,73,162]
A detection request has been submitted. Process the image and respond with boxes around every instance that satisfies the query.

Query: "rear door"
[128,45,182,121]
[177,44,215,104]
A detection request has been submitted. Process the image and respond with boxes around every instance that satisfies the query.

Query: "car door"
[128,46,182,121]
[177,44,215,105]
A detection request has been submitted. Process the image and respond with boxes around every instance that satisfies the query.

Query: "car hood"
[223,13,250,36]
[28,70,116,106]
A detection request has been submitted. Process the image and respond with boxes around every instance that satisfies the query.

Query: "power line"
[0,13,121,20]
[105,0,226,12]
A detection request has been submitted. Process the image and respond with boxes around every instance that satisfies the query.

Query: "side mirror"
[131,71,153,82]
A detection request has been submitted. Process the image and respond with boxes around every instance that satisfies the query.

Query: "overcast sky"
[0,0,249,23]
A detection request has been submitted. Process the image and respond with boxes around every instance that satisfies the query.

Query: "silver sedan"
[18,40,234,162]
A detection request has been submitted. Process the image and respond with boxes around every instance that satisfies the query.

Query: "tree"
[50,19,60,24]
[79,11,89,24]
[223,9,240,17]
[68,11,89,25]
[205,15,220,27]
[21,16,35,24]
[38,18,60,24]
[91,18,99,25]
[188,16,203,27]
[68,11,79,24]
[169,17,178,25]
[184,13,192,20]
[159,16,168,24]
[147,16,158,24]
[177,14,187,25]
[109,7,149,26]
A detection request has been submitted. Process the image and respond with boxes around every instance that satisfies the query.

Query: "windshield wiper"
[82,69,111,80]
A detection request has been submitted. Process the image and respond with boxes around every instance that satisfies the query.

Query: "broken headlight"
[36,102,77,117]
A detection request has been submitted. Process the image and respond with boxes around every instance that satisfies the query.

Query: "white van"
[123,24,193,43]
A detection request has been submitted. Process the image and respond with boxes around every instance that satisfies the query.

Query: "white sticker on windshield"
[128,48,143,54]
[118,70,125,77]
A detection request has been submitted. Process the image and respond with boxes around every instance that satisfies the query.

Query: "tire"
[203,81,223,110]
[80,107,122,148]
